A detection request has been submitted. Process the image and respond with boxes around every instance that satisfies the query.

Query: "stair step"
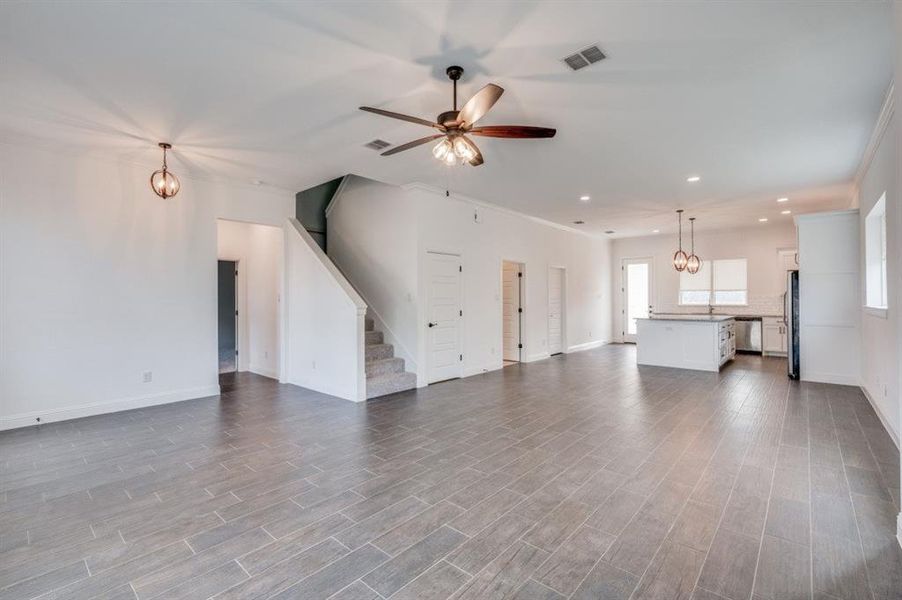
[365,317,374,332]
[365,343,393,362]
[366,371,417,399]
[365,330,384,345]
[366,357,404,377]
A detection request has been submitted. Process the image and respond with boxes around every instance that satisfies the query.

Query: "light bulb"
[452,137,469,158]
[432,138,451,160]
[444,151,457,165]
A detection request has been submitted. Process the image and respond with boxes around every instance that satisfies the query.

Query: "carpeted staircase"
[364,314,416,399]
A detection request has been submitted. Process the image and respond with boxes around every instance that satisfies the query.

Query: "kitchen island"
[636,315,736,371]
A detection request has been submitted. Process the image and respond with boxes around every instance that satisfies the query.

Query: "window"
[865,193,888,309]
[679,258,748,306]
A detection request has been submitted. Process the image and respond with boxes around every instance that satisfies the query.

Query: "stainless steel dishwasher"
[734,317,762,353]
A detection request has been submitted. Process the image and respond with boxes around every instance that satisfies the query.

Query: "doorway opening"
[218,260,238,373]
[216,219,284,381]
[502,260,523,365]
[622,257,654,343]
[548,266,565,355]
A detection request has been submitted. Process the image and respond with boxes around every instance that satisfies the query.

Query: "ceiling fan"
[359,65,556,167]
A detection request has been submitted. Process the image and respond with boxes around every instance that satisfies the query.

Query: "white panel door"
[427,252,462,383]
[502,262,520,361]
[548,267,564,355]
[622,258,653,343]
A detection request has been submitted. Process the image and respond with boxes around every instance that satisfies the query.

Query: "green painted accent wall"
[295,177,344,252]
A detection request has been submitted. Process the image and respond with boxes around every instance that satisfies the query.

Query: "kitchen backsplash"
[654,294,784,317]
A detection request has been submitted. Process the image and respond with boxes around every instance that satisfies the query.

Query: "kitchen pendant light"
[150,143,180,199]
[672,209,689,272]
[686,217,701,274]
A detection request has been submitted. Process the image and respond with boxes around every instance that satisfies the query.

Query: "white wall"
[217,219,283,379]
[0,143,294,430]
[327,177,613,387]
[610,224,798,341]
[414,187,612,383]
[283,219,367,402]
[856,110,899,440]
[326,177,419,373]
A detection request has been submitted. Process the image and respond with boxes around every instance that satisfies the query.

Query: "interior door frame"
[547,265,567,355]
[217,258,241,373]
[621,257,655,343]
[425,249,464,384]
[501,259,525,363]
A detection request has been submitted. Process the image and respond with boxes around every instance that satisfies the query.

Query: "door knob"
[427,322,437,328]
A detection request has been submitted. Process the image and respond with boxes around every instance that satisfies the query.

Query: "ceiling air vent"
[573,220,585,225]
[364,139,391,151]
[604,230,615,234]
[562,45,606,71]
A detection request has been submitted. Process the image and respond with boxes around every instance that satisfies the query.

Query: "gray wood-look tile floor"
[1,345,899,600]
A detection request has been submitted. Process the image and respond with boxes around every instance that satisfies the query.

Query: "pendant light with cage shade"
[672,210,689,272]
[686,217,701,274]
[150,143,180,199]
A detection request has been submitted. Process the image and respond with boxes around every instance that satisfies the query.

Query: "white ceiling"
[0,1,893,237]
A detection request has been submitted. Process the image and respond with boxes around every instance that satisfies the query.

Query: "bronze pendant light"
[686,217,701,274]
[150,142,180,199]
[673,209,689,272]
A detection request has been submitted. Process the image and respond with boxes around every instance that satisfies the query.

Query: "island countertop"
[636,315,735,322]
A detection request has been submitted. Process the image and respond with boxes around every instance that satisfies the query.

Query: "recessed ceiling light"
[776,197,789,203]
[251,179,263,186]
[579,195,590,201]
[781,210,791,215]
[758,218,768,222]
[652,229,660,233]
[686,175,701,183]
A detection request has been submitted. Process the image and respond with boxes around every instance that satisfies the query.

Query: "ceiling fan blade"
[462,136,483,166]
[380,134,445,156]
[457,84,504,127]
[359,107,444,130]
[468,125,556,138]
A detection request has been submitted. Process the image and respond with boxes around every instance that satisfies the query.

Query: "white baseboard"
[566,340,608,353]
[898,513,902,551]
[859,383,900,449]
[0,384,221,432]
[248,365,280,380]
[801,371,859,386]
[526,352,551,362]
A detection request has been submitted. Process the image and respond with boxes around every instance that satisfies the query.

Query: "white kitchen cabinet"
[636,316,735,372]
[762,317,786,356]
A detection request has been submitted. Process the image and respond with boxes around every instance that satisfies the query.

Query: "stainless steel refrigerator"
[785,270,799,379]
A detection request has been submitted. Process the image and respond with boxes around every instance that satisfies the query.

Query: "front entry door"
[426,252,462,383]
[622,258,653,343]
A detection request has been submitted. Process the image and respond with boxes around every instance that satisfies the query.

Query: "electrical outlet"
[490,347,495,355]
[589,330,592,338]
[143,371,152,383]
[312,360,316,370]
[264,351,269,359]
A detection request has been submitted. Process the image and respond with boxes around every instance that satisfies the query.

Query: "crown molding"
[400,181,606,240]
[853,81,894,190]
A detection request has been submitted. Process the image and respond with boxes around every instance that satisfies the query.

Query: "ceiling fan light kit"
[359,65,555,167]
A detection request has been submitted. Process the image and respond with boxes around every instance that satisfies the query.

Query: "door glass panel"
[626,263,649,335]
